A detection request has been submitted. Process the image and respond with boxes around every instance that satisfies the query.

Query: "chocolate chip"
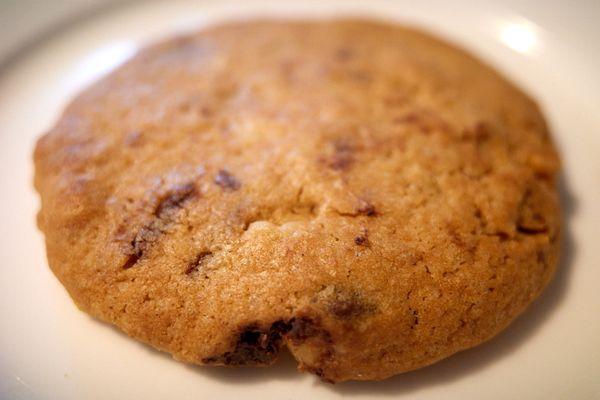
[121,225,161,269]
[357,202,377,216]
[185,251,213,275]
[517,225,549,235]
[202,317,335,380]
[354,235,367,245]
[154,182,197,218]
[202,321,291,366]
[120,183,196,269]
[327,290,376,320]
[354,228,369,246]
[122,253,140,269]
[214,169,241,191]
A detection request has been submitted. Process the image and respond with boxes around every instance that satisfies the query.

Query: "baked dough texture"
[34,20,561,382]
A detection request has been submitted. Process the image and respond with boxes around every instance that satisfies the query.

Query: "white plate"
[1,1,599,399]
[0,0,123,63]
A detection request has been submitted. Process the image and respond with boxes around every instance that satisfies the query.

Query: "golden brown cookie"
[33,19,561,382]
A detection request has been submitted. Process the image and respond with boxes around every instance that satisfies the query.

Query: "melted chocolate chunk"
[122,253,140,270]
[214,169,241,191]
[357,202,377,216]
[202,321,290,366]
[202,317,333,366]
[122,225,162,269]
[354,236,366,245]
[328,291,376,320]
[121,182,197,269]
[154,182,197,218]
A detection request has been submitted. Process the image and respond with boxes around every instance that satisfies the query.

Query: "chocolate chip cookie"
[34,19,561,382]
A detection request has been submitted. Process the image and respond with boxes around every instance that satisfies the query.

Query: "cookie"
[33,19,561,382]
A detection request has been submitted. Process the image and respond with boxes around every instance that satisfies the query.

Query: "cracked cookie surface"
[33,19,561,382]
